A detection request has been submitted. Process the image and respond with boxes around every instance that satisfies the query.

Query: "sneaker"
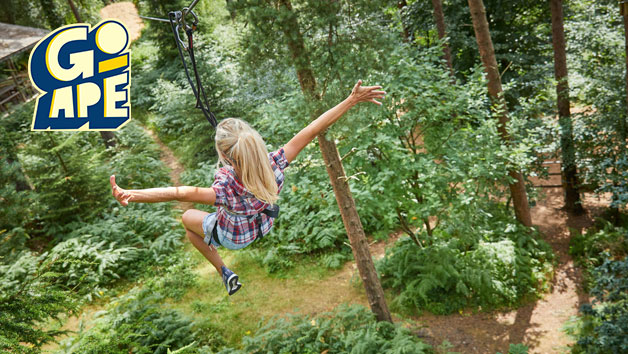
[221,265,242,296]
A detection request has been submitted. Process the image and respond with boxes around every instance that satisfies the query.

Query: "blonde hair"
[215,118,278,205]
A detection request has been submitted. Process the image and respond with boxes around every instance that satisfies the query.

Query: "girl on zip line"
[110,80,385,295]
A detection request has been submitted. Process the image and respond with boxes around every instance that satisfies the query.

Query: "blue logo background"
[29,20,131,131]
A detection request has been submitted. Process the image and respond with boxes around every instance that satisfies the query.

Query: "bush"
[42,204,184,299]
[217,304,432,354]
[378,205,554,315]
[0,254,79,353]
[570,257,628,354]
[570,219,628,288]
[60,260,222,354]
[60,288,201,354]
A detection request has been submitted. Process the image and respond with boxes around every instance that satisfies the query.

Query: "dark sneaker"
[221,265,242,296]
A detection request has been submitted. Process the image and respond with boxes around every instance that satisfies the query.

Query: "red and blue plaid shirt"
[212,147,289,244]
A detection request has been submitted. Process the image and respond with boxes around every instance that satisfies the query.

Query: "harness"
[211,205,280,247]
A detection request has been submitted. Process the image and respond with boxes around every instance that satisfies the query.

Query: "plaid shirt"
[212,147,289,244]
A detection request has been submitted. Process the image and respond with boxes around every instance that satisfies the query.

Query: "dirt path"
[141,127,194,211]
[412,181,605,353]
[100,2,144,42]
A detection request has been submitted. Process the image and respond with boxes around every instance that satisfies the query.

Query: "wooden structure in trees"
[0,22,48,112]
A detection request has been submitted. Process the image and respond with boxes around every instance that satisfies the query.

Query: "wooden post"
[7,59,27,102]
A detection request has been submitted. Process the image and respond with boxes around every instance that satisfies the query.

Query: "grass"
[171,242,369,345]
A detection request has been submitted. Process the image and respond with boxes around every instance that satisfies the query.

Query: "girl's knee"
[182,209,200,229]
[181,209,208,236]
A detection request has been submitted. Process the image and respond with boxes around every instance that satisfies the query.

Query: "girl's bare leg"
[182,209,226,275]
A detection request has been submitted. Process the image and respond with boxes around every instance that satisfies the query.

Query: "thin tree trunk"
[47,134,69,176]
[278,0,392,323]
[431,0,454,75]
[467,0,532,227]
[67,0,82,23]
[622,7,628,148]
[100,131,117,149]
[550,0,583,214]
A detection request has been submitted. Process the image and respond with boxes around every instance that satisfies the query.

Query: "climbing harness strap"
[168,7,218,128]
[210,205,280,247]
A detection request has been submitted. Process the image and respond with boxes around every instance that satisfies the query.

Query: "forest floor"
[416,186,605,354]
[42,123,601,353]
[144,127,599,353]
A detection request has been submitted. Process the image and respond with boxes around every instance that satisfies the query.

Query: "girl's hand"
[110,175,132,206]
[349,80,386,106]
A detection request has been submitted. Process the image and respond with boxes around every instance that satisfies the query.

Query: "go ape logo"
[29,20,131,131]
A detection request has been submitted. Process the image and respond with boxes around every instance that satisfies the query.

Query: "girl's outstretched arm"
[110,175,216,206]
[284,80,385,163]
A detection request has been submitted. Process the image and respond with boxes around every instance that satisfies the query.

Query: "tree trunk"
[278,0,392,323]
[67,0,82,23]
[431,0,454,75]
[550,0,583,214]
[467,0,532,227]
[100,131,117,149]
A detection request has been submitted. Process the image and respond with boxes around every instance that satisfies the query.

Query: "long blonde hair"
[215,118,278,204]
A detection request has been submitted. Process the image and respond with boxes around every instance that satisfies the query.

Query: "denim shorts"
[202,212,255,250]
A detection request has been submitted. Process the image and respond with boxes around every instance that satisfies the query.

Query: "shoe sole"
[226,273,242,296]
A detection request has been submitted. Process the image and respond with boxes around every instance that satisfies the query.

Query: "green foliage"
[60,288,201,354]
[130,32,242,166]
[0,0,102,29]
[570,220,628,288]
[218,304,432,354]
[59,257,223,354]
[378,205,554,315]
[398,0,553,106]
[0,119,177,292]
[496,343,529,354]
[570,257,628,354]
[42,204,183,299]
[566,1,628,210]
[568,217,628,353]
[0,254,79,353]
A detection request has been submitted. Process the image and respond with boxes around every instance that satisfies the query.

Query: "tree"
[431,0,454,75]
[550,0,583,214]
[229,0,392,322]
[467,0,532,226]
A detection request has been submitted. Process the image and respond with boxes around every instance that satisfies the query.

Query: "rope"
[142,0,219,128]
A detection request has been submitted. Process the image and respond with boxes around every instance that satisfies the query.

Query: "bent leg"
[182,209,226,275]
